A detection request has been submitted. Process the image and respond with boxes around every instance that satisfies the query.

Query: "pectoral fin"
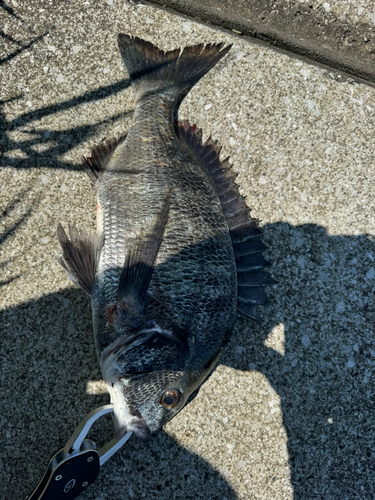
[116,192,171,330]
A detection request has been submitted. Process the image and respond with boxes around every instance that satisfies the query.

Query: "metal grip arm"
[27,405,132,500]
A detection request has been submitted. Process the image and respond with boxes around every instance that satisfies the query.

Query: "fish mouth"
[115,420,151,441]
[106,376,152,442]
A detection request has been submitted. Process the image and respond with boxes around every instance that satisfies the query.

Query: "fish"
[57,34,273,441]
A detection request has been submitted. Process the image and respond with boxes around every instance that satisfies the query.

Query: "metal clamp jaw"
[28,405,132,500]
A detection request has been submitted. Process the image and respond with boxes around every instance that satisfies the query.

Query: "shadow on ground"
[1,221,375,499]
[222,222,375,499]
[0,77,131,171]
[0,287,238,500]
[1,2,131,172]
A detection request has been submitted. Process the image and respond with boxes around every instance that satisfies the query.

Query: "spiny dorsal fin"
[81,133,127,184]
[178,120,275,320]
[56,223,102,295]
[116,191,171,330]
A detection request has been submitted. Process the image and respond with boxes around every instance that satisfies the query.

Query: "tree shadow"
[0,190,41,287]
[1,2,132,172]
[1,1,48,64]
[1,1,35,31]
[0,78,132,171]
[0,32,48,66]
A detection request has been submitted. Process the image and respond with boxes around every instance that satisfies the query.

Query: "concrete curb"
[145,0,375,85]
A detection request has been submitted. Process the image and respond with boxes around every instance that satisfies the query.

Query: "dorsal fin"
[178,120,275,320]
[81,133,127,184]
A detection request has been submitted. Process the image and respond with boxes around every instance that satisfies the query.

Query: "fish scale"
[57,35,273,440]
[96,95,233,340]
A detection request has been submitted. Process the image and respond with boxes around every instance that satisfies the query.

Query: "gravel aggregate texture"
[1,1,375,499]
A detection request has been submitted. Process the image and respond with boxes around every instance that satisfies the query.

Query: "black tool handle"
[28,450,100,500]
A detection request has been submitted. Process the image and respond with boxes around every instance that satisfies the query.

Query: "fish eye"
[160,389,181,409]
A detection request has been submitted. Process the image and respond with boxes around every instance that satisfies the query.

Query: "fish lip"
[115,421,151,442]
[114,426,129,440]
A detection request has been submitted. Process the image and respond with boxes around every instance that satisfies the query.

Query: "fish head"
[101,327,197,440]
[107,370,188,440]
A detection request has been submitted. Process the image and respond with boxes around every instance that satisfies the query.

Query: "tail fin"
[117,34,232,102]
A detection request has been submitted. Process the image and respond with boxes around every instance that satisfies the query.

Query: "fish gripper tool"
[27,404,132,500]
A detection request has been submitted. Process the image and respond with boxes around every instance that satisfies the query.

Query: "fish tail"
[118,34,232,103]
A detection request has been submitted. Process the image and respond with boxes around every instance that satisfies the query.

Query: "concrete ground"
[1,1,374,499]
[145,0,375,84]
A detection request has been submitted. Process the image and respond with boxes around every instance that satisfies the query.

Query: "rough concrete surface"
[1,1,374,499]
[146,0,375,85]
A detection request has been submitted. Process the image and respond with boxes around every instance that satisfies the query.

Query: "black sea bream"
[57,34,273,440]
